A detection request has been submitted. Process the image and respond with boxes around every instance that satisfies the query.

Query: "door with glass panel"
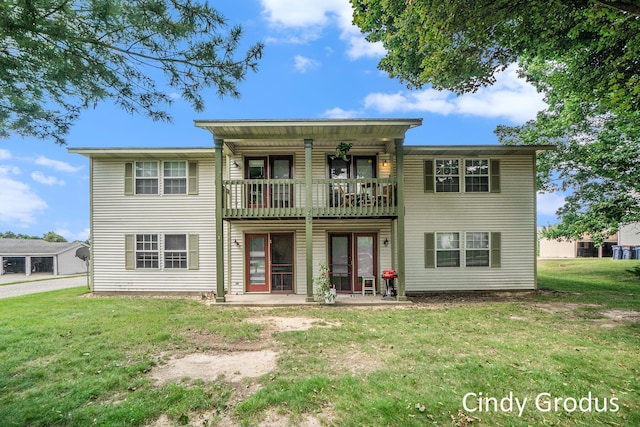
[329,234,351,291]
[354,234,376,293]
[329,233,377,293]
[245,158,267,208]
[246,233,294,293]
[270,157,293,208]
[246,234,268,292]
[270,233,294,292]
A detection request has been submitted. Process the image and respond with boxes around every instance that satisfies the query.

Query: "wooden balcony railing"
[223,178,397,218]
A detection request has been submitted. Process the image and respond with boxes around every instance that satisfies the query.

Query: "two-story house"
[70,119,551,302]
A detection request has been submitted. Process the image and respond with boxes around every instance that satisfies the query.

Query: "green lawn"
[1,259,639,426]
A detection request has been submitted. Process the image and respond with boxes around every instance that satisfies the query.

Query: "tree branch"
[594,0,640,16]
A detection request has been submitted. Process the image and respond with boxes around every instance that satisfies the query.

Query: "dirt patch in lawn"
[150,315,341,426]
[151,350,278,385]
[531,302,601,315]
[154,316,339,385]
[600,310,640,322]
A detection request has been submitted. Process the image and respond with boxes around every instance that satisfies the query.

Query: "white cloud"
[363,64,547,123]
[260,0,383,59]
[537,192,565,216]
[294,55,320,73]
[54,223,90,242]
[0,173,47,227]
[322,107,360,119]
[35,155,82,173]
[0,149,11,160]
[31,171,65,186]
[260,0,346,28]
[344,34,385,60]
[0,165,21,175]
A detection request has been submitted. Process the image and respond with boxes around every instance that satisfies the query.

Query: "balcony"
[223,178,397,219]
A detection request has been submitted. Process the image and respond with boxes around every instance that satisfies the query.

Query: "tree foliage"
[1,230,68,242]
[0,0,264,144]
[43,231,67,242]
[352,0,640,243]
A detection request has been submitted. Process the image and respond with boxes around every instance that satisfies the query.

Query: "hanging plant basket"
[332,142,352,162]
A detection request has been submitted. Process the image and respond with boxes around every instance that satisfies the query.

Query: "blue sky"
[0,0,563,241]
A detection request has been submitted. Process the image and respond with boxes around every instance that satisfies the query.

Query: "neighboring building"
[0,239,89,276]
[538,234,617,259]
[70,119,552,300]
[618,222,640,246]
[539,221,640,259]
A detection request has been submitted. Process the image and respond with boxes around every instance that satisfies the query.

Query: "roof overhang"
[404,145,555,156]
[68,147,214,160]
[193,118,423,142]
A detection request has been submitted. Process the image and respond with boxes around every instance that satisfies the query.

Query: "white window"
[136,234,159,268]
[435,159,460,192]
[466,232,490,267]
[436,232,460,267]
[465,160,489,192]
[135,162,159,195]
[163,161,187,195]
[164,234,187,269]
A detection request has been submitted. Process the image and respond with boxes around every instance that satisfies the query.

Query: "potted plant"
[332,141,352,162]
[314,261,337,304]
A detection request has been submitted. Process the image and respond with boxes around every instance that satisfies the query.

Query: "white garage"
[0,239,89,276]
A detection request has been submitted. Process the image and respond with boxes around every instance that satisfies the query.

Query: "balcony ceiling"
[193,119,422,144]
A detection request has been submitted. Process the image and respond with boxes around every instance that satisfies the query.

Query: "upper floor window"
[164,161,187,194]
[425,158,500,193]
[125,161,198,196]
[465,160,489,192]
[135,162,159,195]
[435,159,459,193]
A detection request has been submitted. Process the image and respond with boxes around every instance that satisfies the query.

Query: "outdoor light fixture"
[231,160,240,168]
[382,160,389,167]
[383,238,389,246]
[233,239,240,246]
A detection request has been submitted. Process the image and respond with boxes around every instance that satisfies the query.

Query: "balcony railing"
[223,178,397,218]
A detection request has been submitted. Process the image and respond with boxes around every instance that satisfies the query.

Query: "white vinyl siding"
[406,154,536,291]
[92,158,215,293]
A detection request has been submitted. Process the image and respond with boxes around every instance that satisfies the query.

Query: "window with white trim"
[136,234,159,268]
[466,232,490,267]
[465,160,489,192]
[436,232,460,267]
[163,161,187,194]
[164,234,187,268]
[425,158,499,193]
[135,162,159,194]
[435,159,460,192]
[127,161,197,196]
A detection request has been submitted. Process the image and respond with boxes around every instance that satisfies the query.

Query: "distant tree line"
[1,231,67,242]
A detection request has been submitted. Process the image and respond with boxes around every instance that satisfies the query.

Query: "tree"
[1,231,40,239]
[351,0,640,243]
[1,0,264,144]
[43,231,67,242]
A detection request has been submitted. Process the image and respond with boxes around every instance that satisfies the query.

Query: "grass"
[1,259,639,426]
